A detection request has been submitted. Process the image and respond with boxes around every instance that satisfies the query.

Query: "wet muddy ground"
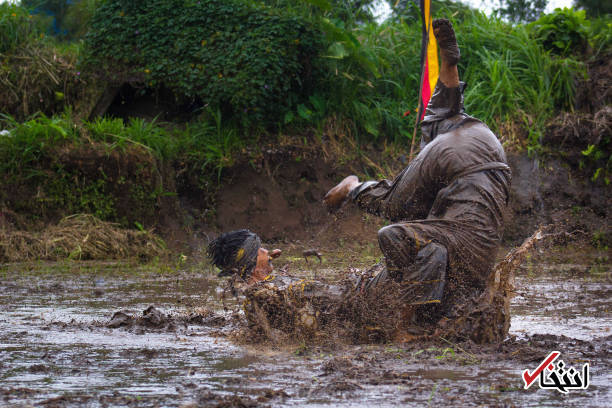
[0,251,610,407]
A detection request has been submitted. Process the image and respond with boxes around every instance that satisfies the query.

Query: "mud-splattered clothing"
[349,81,511,315]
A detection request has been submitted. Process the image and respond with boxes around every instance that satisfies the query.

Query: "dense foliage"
[84,0,322,126]
[0,1,609,227]
[530,7,590,56]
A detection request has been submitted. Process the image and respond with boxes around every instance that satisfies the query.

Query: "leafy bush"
[327,20,421,142]
[83,0,323,126]
[279,15,423,143]
[529,8,590,56]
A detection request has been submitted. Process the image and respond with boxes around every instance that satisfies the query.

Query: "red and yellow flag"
[419,0,439,120]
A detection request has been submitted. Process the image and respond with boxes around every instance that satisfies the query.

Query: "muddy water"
[0,258,610,407]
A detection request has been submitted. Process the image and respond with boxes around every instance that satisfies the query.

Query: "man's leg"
[433,19,460,87]
[421,19,468,146]
[373,224,448,305]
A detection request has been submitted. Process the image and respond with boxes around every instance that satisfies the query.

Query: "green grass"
[0,109,246,183]
[0,112,78,177]
[0,3,39,53]
[0,110,248,224]
[308,7,589,151]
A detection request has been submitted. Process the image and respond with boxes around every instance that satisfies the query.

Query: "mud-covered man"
[324,19,511,323]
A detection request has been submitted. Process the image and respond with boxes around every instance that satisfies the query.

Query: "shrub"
[529,8,590,57]
[83,0,323,126]
[286,17,422,144]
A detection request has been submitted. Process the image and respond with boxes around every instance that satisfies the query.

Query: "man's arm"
[324,158,432,222]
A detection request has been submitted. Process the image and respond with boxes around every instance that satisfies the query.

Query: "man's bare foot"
[323,175,359,211]
[433,19,460,66]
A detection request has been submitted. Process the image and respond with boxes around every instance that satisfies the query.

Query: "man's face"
[249,247,281,284]
[249,248,273,284]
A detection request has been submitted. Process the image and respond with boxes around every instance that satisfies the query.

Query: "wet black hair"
[207,229,261,279]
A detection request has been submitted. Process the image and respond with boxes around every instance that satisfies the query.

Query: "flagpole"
[409,62,426,160]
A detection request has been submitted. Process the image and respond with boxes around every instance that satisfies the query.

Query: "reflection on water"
[0,261,610,407]
[511,264,611,340]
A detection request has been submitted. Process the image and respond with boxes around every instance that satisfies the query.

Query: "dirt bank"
[209,144,610,250]
[1,138,608,262]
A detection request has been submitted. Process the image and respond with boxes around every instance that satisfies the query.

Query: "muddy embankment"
[208,144,610,249]
[0,133,609,261]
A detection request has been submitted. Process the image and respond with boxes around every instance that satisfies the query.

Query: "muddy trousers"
[367,224,448,305]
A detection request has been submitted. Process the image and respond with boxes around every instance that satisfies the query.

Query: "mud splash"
[242,227,559,345]
[0,255,610,407]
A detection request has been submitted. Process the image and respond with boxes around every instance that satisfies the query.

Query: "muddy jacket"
[349,81,511,310]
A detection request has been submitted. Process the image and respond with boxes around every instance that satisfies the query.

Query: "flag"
[418,0,438,120]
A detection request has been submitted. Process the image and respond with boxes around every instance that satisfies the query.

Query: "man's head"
[207,229,280,283]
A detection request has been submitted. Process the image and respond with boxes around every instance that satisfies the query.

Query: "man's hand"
[323,175,359,212]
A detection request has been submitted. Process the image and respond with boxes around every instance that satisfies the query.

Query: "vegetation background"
[0,0,609,252]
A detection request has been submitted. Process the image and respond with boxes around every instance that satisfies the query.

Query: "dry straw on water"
[0,214,166,262]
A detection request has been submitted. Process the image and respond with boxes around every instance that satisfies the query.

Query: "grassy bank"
[0,1,609,232]
[0,109,253,227]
